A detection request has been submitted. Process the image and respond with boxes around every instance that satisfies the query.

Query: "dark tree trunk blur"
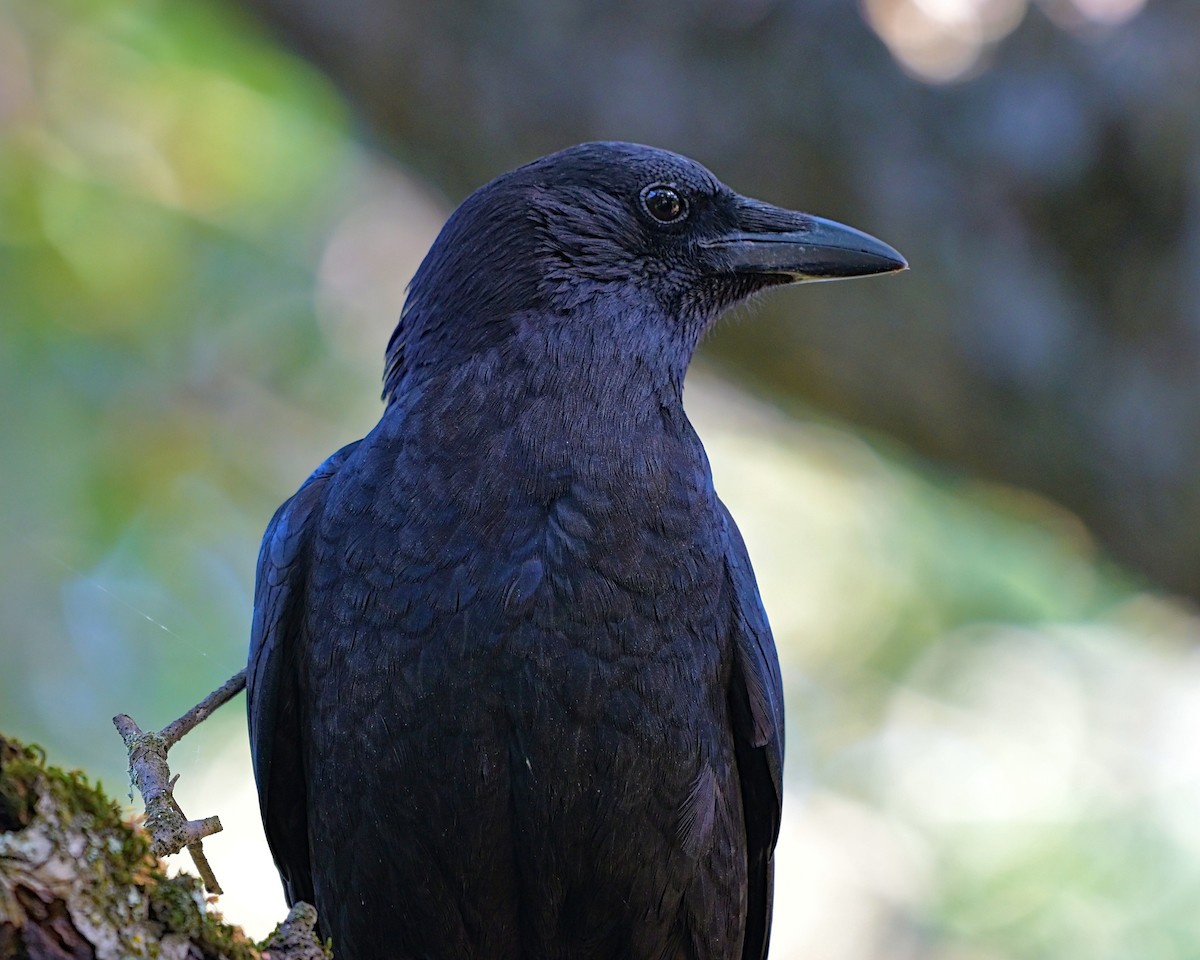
[233,0,1200,601]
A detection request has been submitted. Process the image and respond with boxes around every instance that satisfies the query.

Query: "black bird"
[248,142,904,960]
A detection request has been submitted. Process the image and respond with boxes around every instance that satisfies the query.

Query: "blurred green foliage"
[1,0,1198,957]
[0,0,366,770]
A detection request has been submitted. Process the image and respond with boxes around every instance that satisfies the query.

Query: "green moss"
[1,732,264,959]
[0,738,38,830]
[197,906,261,960]
[148,873,206,939]
[147,872,260,960]
[1,733,157,895]
[1,735,129,827]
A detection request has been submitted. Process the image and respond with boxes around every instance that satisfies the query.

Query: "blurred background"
[2,0,1200,955]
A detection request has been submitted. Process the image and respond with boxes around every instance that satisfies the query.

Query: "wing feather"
[247,441,360,906]
[720,502,784,960]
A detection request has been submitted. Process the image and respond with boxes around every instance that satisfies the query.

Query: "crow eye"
[641,185,688,224]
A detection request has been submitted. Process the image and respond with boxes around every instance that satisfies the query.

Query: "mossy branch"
[113,668,248,894]
[1,732,329,959]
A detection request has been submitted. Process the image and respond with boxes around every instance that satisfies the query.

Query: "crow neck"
[384,302,703,483]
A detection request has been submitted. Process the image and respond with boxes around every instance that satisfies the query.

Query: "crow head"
[385,142,905,401]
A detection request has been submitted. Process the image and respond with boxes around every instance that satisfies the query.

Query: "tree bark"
[0,735,319,960]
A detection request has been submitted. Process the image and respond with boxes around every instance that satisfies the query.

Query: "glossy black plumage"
[247,142,904,960]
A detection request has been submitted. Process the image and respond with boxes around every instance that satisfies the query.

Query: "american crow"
[248,142,904,960]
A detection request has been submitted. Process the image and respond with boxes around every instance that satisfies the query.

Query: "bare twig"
[160,670,248,746]
[113,668,248,894]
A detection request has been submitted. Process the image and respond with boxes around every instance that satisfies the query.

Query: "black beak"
[701,197,907,282]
